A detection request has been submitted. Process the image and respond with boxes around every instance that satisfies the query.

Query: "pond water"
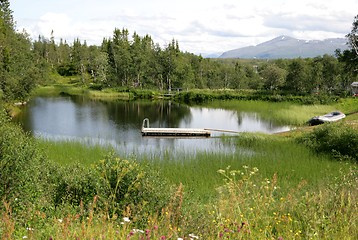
[14,96,290,157]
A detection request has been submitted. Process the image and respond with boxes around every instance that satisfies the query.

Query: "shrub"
[297,122,358,161]
[0,110,51,216]
[53,164,98,208]
[95,152,171,224]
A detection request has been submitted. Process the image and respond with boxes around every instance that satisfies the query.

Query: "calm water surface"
[15,96,290,157]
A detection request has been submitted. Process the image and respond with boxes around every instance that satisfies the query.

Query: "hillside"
[219,35,348,59]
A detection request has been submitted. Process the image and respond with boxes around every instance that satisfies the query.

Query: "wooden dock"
[141,118,211,137]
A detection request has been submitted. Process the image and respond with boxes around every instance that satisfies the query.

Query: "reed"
[33,85,131,100]
[4,133,356,239]
[205,100,335,125]
[144,134,353,203]
[37,139,113,166]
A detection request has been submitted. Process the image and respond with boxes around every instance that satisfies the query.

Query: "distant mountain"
[219,35,348,59]
[202,52,222,58]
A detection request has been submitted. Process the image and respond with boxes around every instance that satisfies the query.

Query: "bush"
[53,164,98,208]
[0,110,51,216]
[297,122,358,161]
[95,153,171,223]
[88,83,103,91]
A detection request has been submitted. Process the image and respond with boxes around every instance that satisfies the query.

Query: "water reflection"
[14,96,290,158]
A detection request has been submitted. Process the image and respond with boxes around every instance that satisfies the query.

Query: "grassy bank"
[1,94,357,239]
[4,130,356,239]
[139,133,354,202]
[23,125,357,239]
[202,97,358,127]
[33,85,132,101]
[37,140,113,166]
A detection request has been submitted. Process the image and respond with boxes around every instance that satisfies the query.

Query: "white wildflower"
[189,233,199,239]
[58,219,63,223]
[123,217,131,222]
[132,229,144,233]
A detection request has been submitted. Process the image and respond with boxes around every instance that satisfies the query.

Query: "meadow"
[1,98,357,239]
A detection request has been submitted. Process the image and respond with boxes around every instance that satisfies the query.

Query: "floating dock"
[141,118,211,137]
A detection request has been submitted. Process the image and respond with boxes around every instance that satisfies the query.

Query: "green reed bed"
[3,130,357,239]
[206,97,358,125]
[205,100,336,125]
[33,85,131,100]
[37,139,113,166]
[145,134,353,202]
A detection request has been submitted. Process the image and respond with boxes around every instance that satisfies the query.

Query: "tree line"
[1,0,358,101]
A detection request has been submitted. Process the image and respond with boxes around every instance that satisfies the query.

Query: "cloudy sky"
[11,0,358,55]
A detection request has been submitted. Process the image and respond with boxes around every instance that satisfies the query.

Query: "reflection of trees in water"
[99,100,192,129]
[235,111,243,127]
[236,111,288,131]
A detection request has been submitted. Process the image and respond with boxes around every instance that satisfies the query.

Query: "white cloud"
[12,0,358,55]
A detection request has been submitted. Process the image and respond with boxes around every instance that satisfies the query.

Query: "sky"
[11,0,358,55]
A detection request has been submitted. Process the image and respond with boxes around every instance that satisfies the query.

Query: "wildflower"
[132,229,144,234]
[160,236,166,240]
[188,233,199,239]
[123,217,131,223]
[58,219,63,223]
[23,236,28,239]
[26,227,34,231]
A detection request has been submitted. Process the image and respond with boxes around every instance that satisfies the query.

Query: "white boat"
[308,111,346,125]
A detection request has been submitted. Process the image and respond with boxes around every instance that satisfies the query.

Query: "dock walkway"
[141,118,211,137]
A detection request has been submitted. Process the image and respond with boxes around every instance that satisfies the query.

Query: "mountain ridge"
[218,35,348,59]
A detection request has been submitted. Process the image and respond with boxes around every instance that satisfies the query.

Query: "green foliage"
[0,1,40,101]
[2,2,358,102]
[95,153,170,222]
[202,165,357,239]
[53,164,98,207]
[0,110,51,217]
[175,89,339,105]
[131,89,158,99]
[346,14,358,58]
[297,122,358,161]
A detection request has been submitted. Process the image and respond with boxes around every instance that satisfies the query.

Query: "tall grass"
[145,134,353,202]
[3,132,357,239]
[33,85,131,101]
[205,100,335,125]
[37,139,113,166]
[3,98,357,239]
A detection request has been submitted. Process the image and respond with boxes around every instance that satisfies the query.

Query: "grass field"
[30,132,357,239]
[2,96,357,239]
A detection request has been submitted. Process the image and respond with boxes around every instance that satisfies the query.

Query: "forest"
[1,1,358,102]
